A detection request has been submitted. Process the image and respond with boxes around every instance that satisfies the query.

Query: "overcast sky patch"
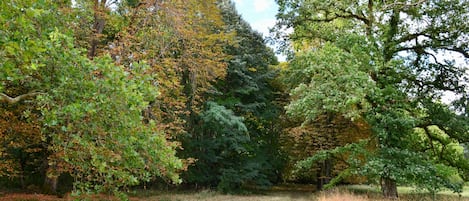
[254,0,273,12]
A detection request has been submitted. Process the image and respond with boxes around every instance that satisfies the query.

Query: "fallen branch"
[0,92,44,104]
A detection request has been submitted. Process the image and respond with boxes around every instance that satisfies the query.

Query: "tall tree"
[217,0,284,189]
[0,0,183,197]
[1,0,70,189]
[275,0,469,198]
[108,0,233,137]
[180,0,284,192]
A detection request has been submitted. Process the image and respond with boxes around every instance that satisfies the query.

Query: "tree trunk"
[88,0,106,59]
[381,177,398,199]
[88,17,105,59]
[43,166,58,194]
[316,159,332,190]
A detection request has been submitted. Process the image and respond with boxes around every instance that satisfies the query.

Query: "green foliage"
[178,0,284,193]
[276,0,469,197]
[286,43,375,122]
[182,102,251,191]
[295,140,369,187]
[0,0,68,89]
[1,0,183,197]
[38,31,182,195]
[217,0,284,190]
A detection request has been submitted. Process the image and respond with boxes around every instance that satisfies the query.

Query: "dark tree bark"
[381,176,398,199]
[88,0,107,59]
[88,17,105,59]
[43,166,58,194]
[316,159,332,190]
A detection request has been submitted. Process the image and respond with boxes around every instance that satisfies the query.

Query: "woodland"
[0,0,468,200]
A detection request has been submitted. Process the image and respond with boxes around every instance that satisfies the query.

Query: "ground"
[0,185,468,201]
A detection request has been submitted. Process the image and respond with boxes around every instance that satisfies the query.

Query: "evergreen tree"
[180,0,284,192]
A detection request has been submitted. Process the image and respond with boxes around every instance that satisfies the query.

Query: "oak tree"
[275,0,469,198]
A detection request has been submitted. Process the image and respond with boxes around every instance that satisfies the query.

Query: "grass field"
[346,184,469,196]
[1,185,468,201]
[137,185,469,201]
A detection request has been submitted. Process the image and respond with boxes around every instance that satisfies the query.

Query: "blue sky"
[233,0,285,60]
[233,0,279,37]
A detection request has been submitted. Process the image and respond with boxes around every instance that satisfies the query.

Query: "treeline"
[0,0,287,196]
[1,0,468,200]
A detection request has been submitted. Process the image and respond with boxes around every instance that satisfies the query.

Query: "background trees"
[2,0,467,199]
[179,0,283,192]
[1,0,284,196]
[1,0,183,197]
[275,0,469,198]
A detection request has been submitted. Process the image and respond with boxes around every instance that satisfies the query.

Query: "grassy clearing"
[141,185,469,201]
[345,184,469,198]
[135,188,469,201]
[1,185,468,201]
[142,189,314,201]
[317,188,469,201]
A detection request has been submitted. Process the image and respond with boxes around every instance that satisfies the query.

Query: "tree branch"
[337,8,370,26]
[383,0,428,10]
[293,9,369,27]
[395,33,432,45]
[0,92,44,104]
[441,47,469,58]
[394,44,433,54]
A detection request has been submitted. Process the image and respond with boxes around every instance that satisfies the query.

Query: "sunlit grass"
[346,184,469,196]
[135,184,469,201]
[1,185,469,201]
[139,189,315,201]
[343,184,469,201]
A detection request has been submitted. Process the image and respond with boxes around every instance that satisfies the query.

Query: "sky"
[233,0,284,60]
[233,0,278,38]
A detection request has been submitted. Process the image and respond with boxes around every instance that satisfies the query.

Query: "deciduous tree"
[275,0,469,198]
[0,1,183,198]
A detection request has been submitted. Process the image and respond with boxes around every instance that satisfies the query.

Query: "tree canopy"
[0,0,283,198]
[1,0,468,199]
[274,0,469,198]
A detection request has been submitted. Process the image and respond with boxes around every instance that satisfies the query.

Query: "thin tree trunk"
[317,159,332,190]
[88,17,105,59]
[381,176,398,199]
[88,0,106,59]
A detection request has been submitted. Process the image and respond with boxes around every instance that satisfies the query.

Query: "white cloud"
[251,18,276,36]
[253,0,272,12]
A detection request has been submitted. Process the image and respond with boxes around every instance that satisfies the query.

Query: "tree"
[181,101,252,191]
[0,0,71,189]
[280,114,371,188]
[0,0,183,197]
[107,0,233,137]
[177,0,284,192]
[275,0,469,198]
[39,32,182,196]
[218,0,284,186]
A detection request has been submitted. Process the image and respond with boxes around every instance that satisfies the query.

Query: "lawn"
[1,185,468,201]
[138,185,469,201]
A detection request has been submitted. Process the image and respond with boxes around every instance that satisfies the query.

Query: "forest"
[0,0,468,200]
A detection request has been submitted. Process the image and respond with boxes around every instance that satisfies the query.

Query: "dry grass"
[1,185,469,201]
[136,188,469,201]
[141,189,315,201]
[316,189,371,201]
